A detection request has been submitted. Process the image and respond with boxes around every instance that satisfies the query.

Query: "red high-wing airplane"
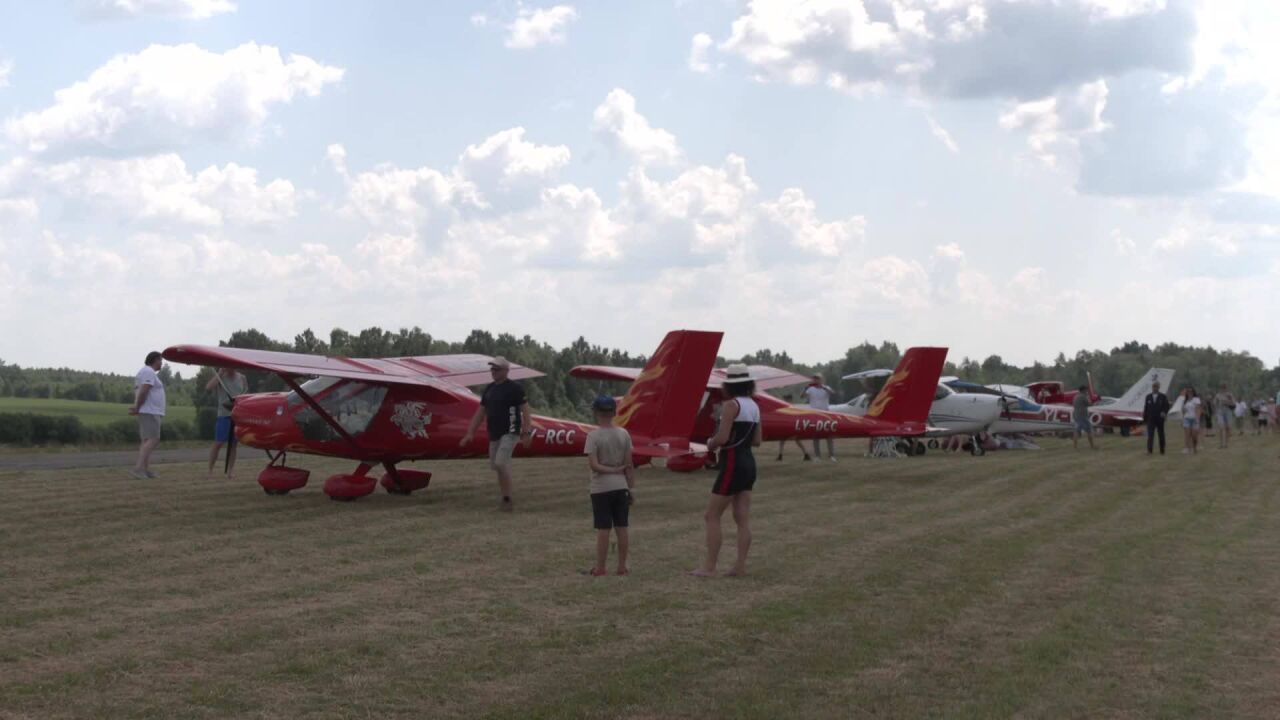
[162,329,722,501]
[571,346,949,471]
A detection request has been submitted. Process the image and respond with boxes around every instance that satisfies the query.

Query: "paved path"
[0,448,208,471]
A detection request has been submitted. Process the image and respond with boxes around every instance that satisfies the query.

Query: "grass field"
[0,397,197,426]
[3,432,1279,718]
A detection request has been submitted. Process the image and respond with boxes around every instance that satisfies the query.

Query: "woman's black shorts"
[591,489,630,529]
[712,447,756,496]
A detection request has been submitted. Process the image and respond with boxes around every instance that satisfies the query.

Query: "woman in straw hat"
[691,363,762,577]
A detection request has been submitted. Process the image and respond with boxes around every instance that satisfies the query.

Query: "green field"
[3,433,1278,718]
[0,397,196,426]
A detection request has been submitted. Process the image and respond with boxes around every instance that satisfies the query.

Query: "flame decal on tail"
[615,330,722,448]
[865,347,948,425]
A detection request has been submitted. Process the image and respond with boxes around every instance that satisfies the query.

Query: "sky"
[1,0,1278,374]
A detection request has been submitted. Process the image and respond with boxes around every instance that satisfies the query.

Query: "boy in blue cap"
[584,395,635,576]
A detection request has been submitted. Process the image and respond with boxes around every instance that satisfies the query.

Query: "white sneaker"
[1181,449,1191,454]
[829,457,838,463]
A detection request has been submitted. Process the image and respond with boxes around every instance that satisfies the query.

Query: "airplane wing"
[569,366,642,383]
[842,369,891,381]
[572,364,809,392]
[709,365,811,391]
[162,344,544,389]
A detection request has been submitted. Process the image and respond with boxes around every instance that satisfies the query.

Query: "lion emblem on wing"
[391,401,432,439]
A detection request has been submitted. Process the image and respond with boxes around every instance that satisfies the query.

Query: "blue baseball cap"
[592,395,617,412]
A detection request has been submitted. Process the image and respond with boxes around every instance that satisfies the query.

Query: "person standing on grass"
[1072,384,1096,451]
[1142,379,1170,455]
[128,351,166,479]
[1235,397,1249,436]
[205,367,247,479]
[775,393,811,461]
[1180,387,1201,454]
[802,374,837,462]
[692,364,762,578]
[461,356,533,512]
[1214,384,1236,448]
[583,396,635,577]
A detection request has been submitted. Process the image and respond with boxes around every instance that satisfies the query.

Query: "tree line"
[2,330,1278,446]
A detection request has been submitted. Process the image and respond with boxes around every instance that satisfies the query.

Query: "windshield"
[287,376,341,407]
[292,379,388,441]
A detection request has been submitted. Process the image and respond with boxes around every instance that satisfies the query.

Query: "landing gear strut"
[970,435,986,456]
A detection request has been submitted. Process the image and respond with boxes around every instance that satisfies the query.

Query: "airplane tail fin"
[865,347,948,425]
[615,330,723,448]
[1111,368,1176,412]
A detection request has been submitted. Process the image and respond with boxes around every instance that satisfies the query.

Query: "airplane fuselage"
[232,383,597,463]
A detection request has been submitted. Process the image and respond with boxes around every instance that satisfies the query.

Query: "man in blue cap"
[584,395,635,576]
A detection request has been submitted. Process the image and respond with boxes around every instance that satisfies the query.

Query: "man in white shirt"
[802,375,837,462]
[129,351,167,479]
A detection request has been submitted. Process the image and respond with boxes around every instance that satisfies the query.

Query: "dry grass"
[2,432,1279,719]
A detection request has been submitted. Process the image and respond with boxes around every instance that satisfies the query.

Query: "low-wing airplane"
[571,347,949,470]
[830,370,1003,455]
[162,329,722,500]
[950,367,1176,435]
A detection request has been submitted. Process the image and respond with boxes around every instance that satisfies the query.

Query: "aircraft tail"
[1110,368,1176,412]
[615,330,723,448]
[864,347,948,425]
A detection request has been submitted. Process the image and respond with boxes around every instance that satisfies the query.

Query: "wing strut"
[281,375,363,451]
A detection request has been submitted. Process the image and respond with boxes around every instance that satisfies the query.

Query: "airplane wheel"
[913,441,927,456]
[323,473,377,501]
[927,439,940,450]
[971,443,986,457]
[258,466,310,494]
[381,470,432,495]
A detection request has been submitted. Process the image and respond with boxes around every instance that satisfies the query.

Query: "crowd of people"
[128,352,1277,576]
[1170,382,1277,454]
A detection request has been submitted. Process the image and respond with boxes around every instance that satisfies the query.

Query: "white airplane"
[950,368,1175,436]
[831,370,1003,455]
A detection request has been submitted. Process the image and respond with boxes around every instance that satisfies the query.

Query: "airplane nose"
[231,393,287,426]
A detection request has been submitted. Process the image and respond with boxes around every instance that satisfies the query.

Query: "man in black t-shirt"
[461,356,533,511]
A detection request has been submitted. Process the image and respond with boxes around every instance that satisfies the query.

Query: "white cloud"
[456,127,571,208]
[1000,79,1109,167]
[592,89,682,166]
[505,5,578,49]
[720,0,1192,100]
[32,154,297,227]
[5,42,343,155]
[926,114,960,153]
[689,33,714,73]
[78,0,236,19]
[0,59,12,88]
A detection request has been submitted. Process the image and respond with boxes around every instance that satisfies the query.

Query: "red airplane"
[571,346,949,470]
[162,329,722,501]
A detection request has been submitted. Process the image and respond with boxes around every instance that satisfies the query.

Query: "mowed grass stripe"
[488,449,1170,718]
[842,454,1265,718]
[2,435,1278,718]
[1,444,1066,641]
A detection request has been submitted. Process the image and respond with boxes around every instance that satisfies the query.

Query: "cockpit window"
[287,376,341,407]
[934,384,951,401]
[293,380,388,441]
